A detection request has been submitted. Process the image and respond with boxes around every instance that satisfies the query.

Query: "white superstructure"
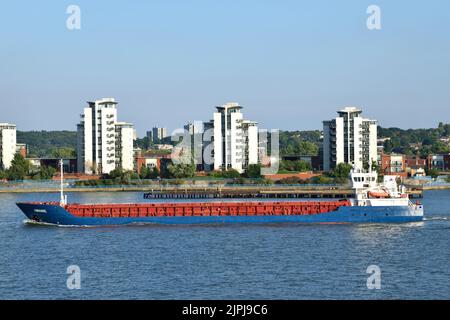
[323,107,377,171]
[0,123,17,170]
[77,98,134,174]
[350,167,411,207]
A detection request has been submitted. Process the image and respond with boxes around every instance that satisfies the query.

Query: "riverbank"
[0,184,426,199]
[422,185,450,190]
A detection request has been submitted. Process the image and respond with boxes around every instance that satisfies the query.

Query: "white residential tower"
[77,98,134,174]
[0,123,17,170]
[203,102,259,173]
[323,107,377,171]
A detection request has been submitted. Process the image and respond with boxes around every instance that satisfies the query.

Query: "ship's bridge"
[350,169,378,189]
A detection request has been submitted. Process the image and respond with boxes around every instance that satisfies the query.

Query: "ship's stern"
[409,203,424,220]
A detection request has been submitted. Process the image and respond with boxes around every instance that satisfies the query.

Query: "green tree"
[279,160,311,172]
[427,168,440,179]
[314,175,334,184]
[422,137,435,146]
[246,164,262,178]
[17,130,77,158]
[139,165,150,179]
[295,160,311,172]
[279,131,321,156]
[210,169,241,179]
[140,165,160,179]
[106,167,138,182]
[51,147,76,158]
[6,153,31,180]
[148,167,159,179]
[298,141,318,156]
[135,137,153,150]
[167,163,195,179]
[383,139,393,153]
[330,163,353,179]
[379,123,450,156]
[31,166,57,180]
[108,167,125,180]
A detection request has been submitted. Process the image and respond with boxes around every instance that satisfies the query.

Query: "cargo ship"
[16,161,423,226]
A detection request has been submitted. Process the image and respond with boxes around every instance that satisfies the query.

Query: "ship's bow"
[16,202,67,224]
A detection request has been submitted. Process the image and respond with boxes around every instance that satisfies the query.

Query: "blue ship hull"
[16,202,424,226]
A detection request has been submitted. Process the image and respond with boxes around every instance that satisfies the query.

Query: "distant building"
[154,144,174,151]
[323,107,377,171]
[242,120,259,170]
[377,137,389,153]
[136,157,159,175]
[77,98,134,174]
[408,142,422,151]
[405,155,427,170]
[149,127,168,143]
[184,121,204,170]
[115,122,135,172]
[411,167,426,177]
[0,123,17,170]
[439,137,450,145]
[28,158,77,173]
[184,121,203,135]
[16,143,27,158]
[427,154,450,171]
[203,102,259,173]
[134,149,163,175]
[146,130,152,141]
[379,153,407,177]
[202,120,215,172]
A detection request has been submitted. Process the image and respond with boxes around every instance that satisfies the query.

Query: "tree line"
[17,131,77,158]
[379,122,450,156]
[0,154,56,181]
[17,123,450,159]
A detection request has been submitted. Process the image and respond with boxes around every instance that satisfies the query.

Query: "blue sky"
[0,0,449,136]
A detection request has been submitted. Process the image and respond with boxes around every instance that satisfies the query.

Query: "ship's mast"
[60,159,67,206]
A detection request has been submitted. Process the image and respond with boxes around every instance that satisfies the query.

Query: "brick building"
[379,153,407,177]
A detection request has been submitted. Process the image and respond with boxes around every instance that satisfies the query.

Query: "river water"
[0,190,449,299]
